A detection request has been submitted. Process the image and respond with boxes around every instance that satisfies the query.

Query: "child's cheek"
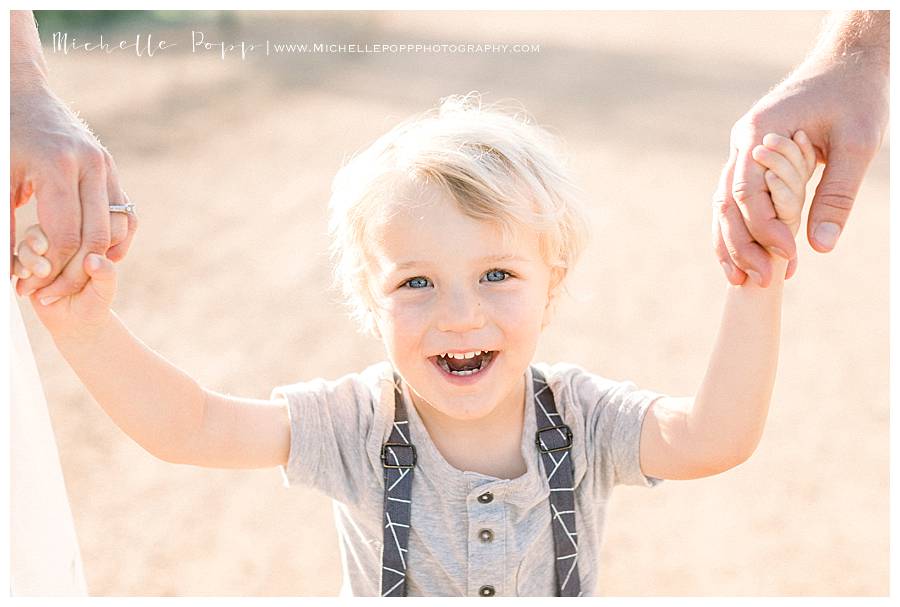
[381,295,433,337]
[374,304,423,371]
[483,286,545,330]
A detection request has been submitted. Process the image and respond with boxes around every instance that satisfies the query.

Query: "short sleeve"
[569,367,665,488]
[270,367,383,505]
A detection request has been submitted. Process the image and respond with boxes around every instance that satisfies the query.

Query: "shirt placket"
[466,480,507,597]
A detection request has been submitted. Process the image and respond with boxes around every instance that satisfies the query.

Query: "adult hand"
[12,80,138,303]
[713,13,889,287]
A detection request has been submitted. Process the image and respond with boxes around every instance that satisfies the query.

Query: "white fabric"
[10,284,87,596]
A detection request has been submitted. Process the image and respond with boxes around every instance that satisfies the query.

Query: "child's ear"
[367,310,382,340]
[541,302,556,330]
[541,267,566,329]
[366,304,390,341]
[547,266,565,300]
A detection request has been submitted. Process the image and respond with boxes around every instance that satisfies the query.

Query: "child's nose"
[435,287,485,333]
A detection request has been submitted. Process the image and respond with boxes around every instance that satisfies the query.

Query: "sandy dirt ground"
[14,11,888,596]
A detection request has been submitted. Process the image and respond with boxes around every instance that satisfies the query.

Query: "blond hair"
[327,93,591,335]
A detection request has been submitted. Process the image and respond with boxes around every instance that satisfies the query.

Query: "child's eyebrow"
[392,254,530,271]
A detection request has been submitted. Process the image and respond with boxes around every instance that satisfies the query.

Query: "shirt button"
[478,528,494,542]
[477,491,493,504]
[478,585,496,597]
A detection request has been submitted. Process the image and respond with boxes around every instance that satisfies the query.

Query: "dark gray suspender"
[380,368,581,597]
[380,373,417,597]
[533,369,582,596]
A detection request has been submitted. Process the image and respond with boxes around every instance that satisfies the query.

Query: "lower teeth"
[450,368,478,376]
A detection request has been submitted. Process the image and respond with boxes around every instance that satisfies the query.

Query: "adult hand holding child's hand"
[712,10,889,288]
[11,84,136,302]
[11,10,137,304]
[14,224,118,342]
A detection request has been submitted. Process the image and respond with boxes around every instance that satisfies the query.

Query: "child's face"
[367,184,559,423]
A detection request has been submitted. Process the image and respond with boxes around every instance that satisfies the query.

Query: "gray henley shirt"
[273,361,664,597]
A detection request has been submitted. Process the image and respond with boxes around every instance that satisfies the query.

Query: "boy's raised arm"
[638,257,788,480]
[52,310,291,469]
[16,240,291,470]
[638,132,815,480]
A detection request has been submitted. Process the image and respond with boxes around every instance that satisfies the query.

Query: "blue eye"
[484,269,510,282]
[405,276,431,289]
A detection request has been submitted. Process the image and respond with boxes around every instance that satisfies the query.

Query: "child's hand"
[14,223,118,341]
[751,130,817,238]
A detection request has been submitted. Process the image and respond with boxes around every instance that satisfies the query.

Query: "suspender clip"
[381,443,417,469]
[535,424,573,453]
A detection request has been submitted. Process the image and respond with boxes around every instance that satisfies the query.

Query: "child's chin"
[411,382,502,421]
[431,400,501,422]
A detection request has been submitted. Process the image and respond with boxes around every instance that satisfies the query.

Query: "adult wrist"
[804,11,889,79]
[781,50,889,113]
[799,47,889,85]
[10,10,51,91]
[11,58,51,94]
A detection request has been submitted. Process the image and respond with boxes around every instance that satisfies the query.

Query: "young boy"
[14,95,817,597]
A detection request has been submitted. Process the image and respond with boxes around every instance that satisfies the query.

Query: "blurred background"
[16,10,888,596]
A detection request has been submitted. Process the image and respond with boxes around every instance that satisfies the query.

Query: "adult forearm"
[11,10,49,89]
[688,258,788,467]
[53,312,206,463]
[809,10,889,75]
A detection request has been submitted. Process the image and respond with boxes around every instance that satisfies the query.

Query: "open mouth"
[432,350,496,377]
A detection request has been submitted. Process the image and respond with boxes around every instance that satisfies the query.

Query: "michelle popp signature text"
[51,31,264,59]
[52,32,175,57]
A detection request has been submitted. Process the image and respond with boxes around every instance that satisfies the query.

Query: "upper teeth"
[442,350,483,359]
